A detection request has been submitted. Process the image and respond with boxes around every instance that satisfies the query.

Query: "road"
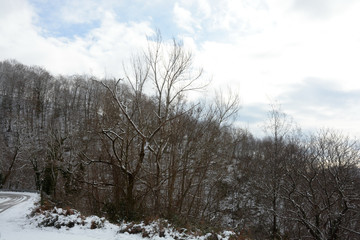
[0,192,30,214]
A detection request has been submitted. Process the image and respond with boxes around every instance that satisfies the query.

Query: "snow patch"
[30,206,105,229]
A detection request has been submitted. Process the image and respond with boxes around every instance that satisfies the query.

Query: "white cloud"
[174,0,274,36]
[53,0,126,24]
[0,0,153,78]
[194,0,360,94]
[195,0,212,18]
[186,0,360,137]
[291,0,358,19]
[173,2,200,33]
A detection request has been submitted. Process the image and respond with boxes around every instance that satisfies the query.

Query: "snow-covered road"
[0,192,30,213]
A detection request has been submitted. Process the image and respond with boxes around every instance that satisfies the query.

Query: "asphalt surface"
[0,192,30,214]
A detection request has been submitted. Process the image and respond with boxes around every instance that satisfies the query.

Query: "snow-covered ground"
[0,192,136,240]
[0,192,233,240]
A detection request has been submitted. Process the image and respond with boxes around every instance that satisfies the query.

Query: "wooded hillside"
[1,38,360,239]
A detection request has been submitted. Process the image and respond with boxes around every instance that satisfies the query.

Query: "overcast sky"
[1,0,360,136]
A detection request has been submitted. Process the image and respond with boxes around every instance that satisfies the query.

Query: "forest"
[1,37,360,240]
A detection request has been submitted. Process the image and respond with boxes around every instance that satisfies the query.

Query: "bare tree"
[94,32,207,218]
[261,103,294,239]
[282,130,360,239]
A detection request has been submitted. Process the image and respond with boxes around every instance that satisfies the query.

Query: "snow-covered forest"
[1,38,360,239]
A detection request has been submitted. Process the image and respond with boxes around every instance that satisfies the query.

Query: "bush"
[29,206,105,230]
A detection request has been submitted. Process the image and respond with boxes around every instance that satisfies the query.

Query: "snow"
[0,197,11,204]
[0,192,234,240]
[0,192,131,240]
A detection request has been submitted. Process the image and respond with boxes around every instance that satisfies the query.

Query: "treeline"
[1,37,360,239]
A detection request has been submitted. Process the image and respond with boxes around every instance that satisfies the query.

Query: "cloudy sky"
[1,0,360,136]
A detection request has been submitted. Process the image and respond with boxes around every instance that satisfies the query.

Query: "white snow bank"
[0,192,124,240]
[0,192,235,240]
[118,220,232,240]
